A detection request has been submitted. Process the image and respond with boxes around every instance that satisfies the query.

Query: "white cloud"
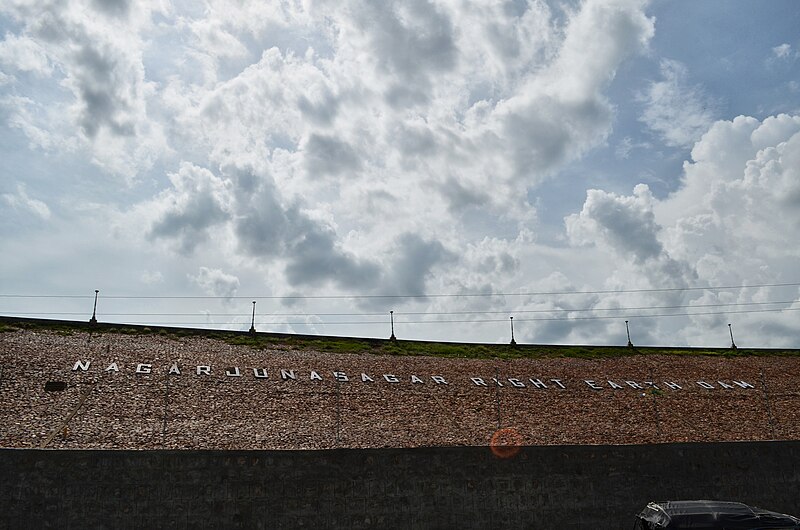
[140,270,163,285]
[14,0,800,348]
[615,136,651,159]
[772,43,792,59]
[564,182,696,314]
[2,183,51,220]
[146,163,234,254]
[564,113,800,347]
[0,0,169,180]
[566,183,663,263]
[0,33,51,75]
[189,267,240,299]
[481,0,655,184]
[1,95,66,151]
[638,58,718,148]
[132,0,655,297]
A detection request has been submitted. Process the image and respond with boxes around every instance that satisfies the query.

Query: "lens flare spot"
[490,427,523,458]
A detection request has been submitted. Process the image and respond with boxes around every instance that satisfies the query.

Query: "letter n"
[73,360,91,372]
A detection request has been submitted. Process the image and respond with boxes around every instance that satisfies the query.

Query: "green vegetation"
[1,317,798,360]
[0,323,18,333]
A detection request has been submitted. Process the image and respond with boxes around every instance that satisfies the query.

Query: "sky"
[1,0,799,347]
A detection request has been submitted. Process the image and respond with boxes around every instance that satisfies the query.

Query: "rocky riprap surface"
[1,326,798,450]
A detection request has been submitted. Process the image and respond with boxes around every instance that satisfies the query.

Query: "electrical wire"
[15,306,798,327]
[1,281,799,300]
[1,299,797,317]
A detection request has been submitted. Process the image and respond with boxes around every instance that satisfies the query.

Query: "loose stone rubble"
[1,327,798,450]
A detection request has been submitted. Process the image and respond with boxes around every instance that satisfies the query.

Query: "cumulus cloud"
[189,267,240,299]
[563,113,800,346]
[638,59,718,148]
[566,184,662,263]
[23,0,797,347]
[483,0,655,182]
[148,163,232,254]
[0,0,167,179]
[99,0,657,343]
[144,163,383,291]
[303,133,362,178]
[340,0,457,107]
[162,0,655,218]
[91,0,131,18]
[664,114,800,247]
[565,183,695,304]
[380,233,454,297]
[0,33,51,75]
[660,115,800,344]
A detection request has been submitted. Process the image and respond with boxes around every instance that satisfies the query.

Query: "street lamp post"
[625,320,633,347]
[89,290,99,324]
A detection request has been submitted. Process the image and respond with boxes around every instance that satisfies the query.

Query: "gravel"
[1,328,798,450]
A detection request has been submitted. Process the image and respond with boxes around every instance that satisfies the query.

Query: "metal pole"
[89,289,99,324]
[728,323,737,349]
[509,316,516,345]
[389,311,396,341]
[625,320,633,347]
[249,301,256,334]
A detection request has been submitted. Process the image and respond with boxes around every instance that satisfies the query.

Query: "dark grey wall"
[2,442,799,529]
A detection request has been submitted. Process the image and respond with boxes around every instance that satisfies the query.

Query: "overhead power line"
[2,299,797,318]
[1,281,799,300]
[8,306,798,327]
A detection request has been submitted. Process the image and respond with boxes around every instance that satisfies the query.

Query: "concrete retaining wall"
[2,441,799,529]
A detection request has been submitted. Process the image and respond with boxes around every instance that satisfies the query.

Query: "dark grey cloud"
[352,0,457,108]
[566,184,698,307]
[284,223,381,289]
[149,188,230,255]
[589,204,661,263]
[394,122,436,158]
[503,98,609,179]
[439,176,490,213]
[235,183,382,289]
[383,233,454,296]
[384,84,430,109]
[72,40,138,136]
[523,311,657,346]
[475,250,517,275]
[569,186,662,264]
[231,168,381,290]
[297,90,339,126]
[234,200,292,258]
[304,133,362,177]
[361,0,456,80]
[25,4,142,140]
[149,165,384,290]
[91,0,130,18]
